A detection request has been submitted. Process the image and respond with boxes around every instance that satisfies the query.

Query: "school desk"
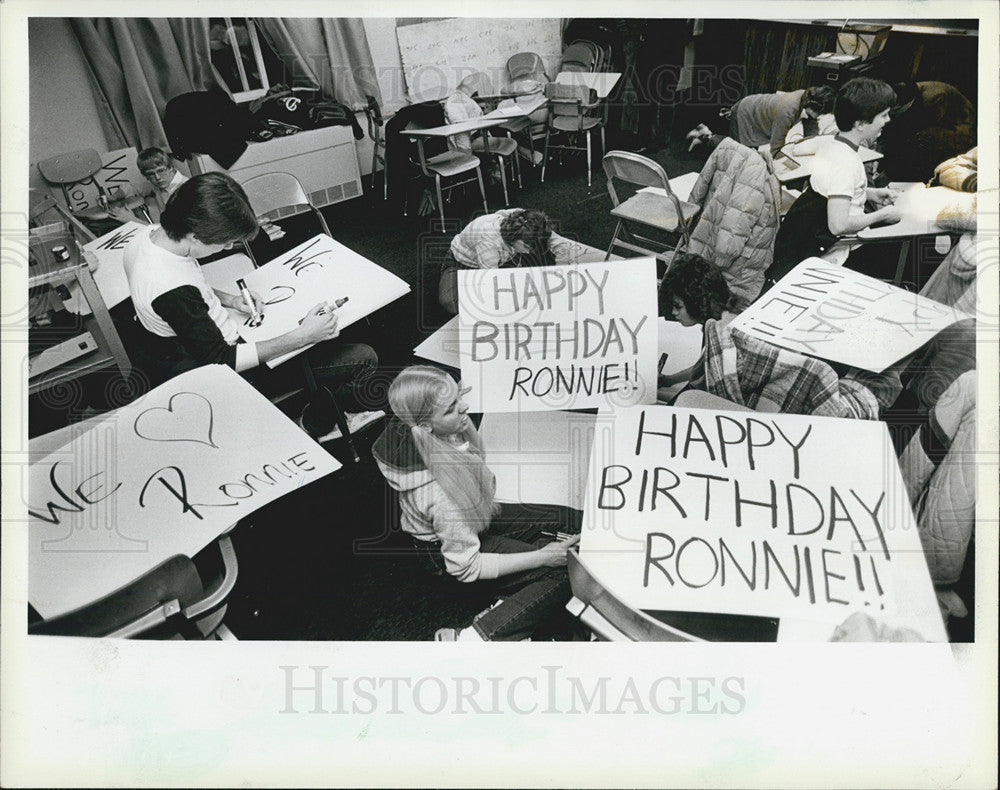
[771,144,882,183]
[854,183,975,285]
[555,71,623,99]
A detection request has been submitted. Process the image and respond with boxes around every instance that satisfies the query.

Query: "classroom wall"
[362,18,408,114]
[28,18,111,176]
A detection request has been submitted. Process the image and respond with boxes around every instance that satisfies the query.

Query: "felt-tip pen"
[236,278,263,327]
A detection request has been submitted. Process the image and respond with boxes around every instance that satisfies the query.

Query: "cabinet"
[28,224,131,396]
[189,125,363,212]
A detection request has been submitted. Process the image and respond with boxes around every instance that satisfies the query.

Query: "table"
[771,141,882,183]
[555,71,623,99]
[28,226,132,395]
[855,183,975,285]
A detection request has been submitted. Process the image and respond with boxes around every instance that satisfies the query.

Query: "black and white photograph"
[2,1,997,786]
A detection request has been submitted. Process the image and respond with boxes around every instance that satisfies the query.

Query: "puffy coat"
[684,138,781,311]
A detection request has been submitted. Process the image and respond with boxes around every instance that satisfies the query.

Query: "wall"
[28,18,110,187]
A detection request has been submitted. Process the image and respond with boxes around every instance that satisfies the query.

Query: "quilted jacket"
[685,138,781,311]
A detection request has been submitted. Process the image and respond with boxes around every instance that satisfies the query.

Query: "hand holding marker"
[237,278,263,327]
[299,296,349,324]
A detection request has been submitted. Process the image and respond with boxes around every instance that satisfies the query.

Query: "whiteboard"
[396,18,562,103]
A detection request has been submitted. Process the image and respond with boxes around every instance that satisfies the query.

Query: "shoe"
[309,410,385,443]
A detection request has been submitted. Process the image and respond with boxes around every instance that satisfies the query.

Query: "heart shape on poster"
[133,391,218,448]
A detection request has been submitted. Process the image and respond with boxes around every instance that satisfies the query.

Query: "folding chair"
[238,172,363,463]
[602,150,699,269]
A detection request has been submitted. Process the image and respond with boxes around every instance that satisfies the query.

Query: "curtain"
[256,18,381,110]
[742,21,837,95]
[70,18,217,150]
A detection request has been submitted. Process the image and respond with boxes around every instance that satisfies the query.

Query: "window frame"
[212,17,271,103]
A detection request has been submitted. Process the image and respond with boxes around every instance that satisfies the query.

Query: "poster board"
[457,259,659,412]
[78,221,145,311]
[729,259,970,372]
[396,18,562,102]
[216,234,410,368]
[26,365,341,619]
[579,404,947,641]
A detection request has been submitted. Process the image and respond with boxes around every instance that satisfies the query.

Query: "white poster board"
[80,221,145,310]
[396,18,562,103]
[579,404,947,641]
[730,259,970,372]
[457,259,659,412]
[26,365,341,619]
[216,234,410,368]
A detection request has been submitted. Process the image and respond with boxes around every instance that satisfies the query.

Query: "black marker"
[236,278,263,327]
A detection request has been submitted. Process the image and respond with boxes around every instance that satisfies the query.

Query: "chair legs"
[541,129,551,182]
[475,166,488,215]
[586,130,592,187]
[498,155,510,206]
[434,174,446,227]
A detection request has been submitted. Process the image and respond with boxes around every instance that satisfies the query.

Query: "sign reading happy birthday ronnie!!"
[579,405,946,640]
[458,259,659,412]
[730,259,969,373]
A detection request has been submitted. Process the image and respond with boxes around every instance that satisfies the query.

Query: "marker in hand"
[236,278,263,327]
[299,297,349,324]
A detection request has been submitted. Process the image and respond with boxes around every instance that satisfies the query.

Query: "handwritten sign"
[730,259,969,372]
[40,147,149,214]
[221,235,410,368]
[80,221,144,310]
[579,404,947,640]
[27,365,341,619]
[457,259,659,412]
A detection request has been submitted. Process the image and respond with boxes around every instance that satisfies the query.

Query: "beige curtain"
[256,18,381,110]
[70,18,216,149]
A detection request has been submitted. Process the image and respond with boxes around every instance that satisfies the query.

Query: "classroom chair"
[602,150,699,268]
[457,72,523,204]
[28,531,239,639]
[403,120,489,227]
[363,94,393,200]
[560,40,600,73]
[541,82,607,187]
[35,149,110,241]
[504,52,551,164]
[566,549,701,641]
[237,172,363,463]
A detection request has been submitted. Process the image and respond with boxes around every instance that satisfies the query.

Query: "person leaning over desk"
[438,208,594,314]
[123,172,382,440]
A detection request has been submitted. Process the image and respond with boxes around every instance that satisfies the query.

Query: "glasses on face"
[141,166,172,179]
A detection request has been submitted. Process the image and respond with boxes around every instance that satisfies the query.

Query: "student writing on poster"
[124,172,382,440]
[373,366,580,641]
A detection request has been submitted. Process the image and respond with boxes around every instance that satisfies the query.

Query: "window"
[209,17,271,102]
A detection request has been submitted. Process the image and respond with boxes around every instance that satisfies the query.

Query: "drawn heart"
[133,391,218,448]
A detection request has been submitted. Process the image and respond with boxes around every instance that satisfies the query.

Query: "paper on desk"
[215,235,410,368]
[27,365,341,619]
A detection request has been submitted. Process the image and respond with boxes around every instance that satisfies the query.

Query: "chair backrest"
[457,71,494,99]
[561,41,597,73]
[506,52,547,83]
[37,149,104,186]
[544,82,591,119]
[602,150,674,205]
[239,172,332,242]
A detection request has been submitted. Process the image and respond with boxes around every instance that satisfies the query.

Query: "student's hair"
[658,253,733,324]
[387,366,497,532]
[833,78,897,131]
[159,172,260,244]
[799,85,836,116]
[136,147,174,174]
[499,209,553,255]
